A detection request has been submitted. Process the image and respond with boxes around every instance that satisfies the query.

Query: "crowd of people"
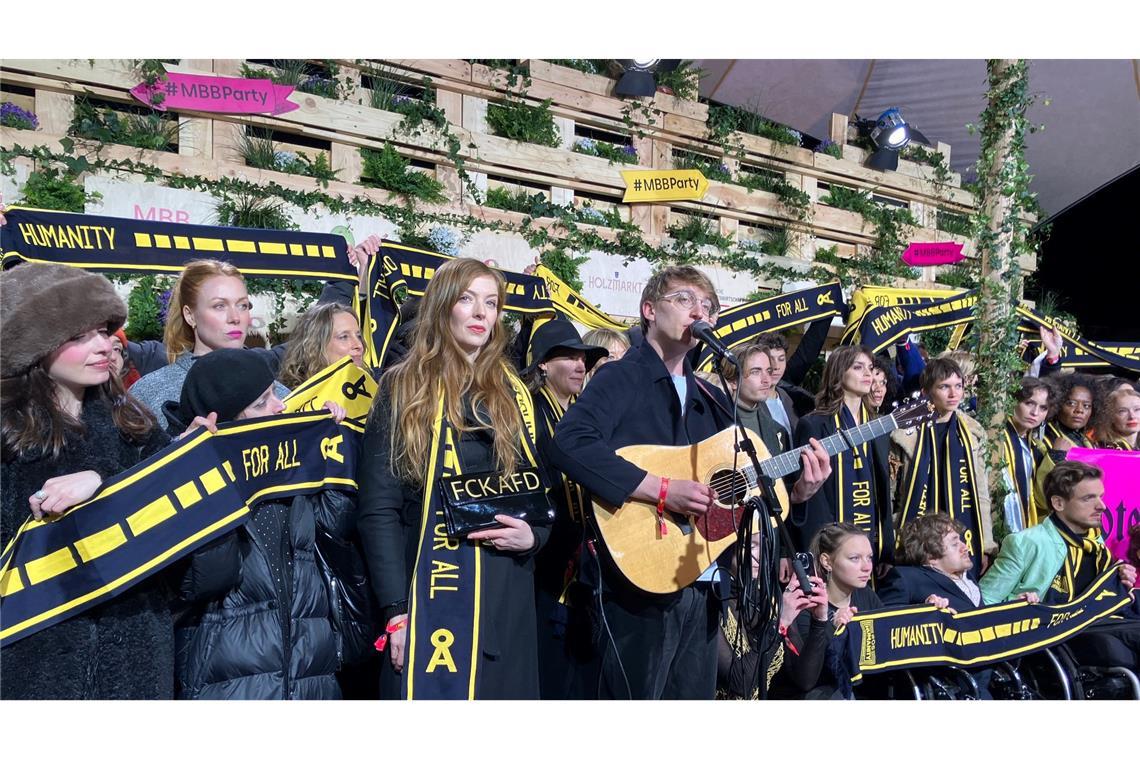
[1,229,1138,699]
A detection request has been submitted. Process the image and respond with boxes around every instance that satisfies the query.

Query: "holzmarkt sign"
[621,170,709,203]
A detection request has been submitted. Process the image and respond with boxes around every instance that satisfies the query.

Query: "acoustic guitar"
[590,399,935,594]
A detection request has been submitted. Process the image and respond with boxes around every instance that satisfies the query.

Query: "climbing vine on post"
[971,59,1042,535]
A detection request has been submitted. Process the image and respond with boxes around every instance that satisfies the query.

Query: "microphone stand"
[712,353,813,698]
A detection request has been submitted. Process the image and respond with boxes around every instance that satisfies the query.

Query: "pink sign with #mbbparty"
[902,242,965,267]
[130,73,299,115]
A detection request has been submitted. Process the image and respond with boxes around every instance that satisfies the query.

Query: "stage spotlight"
[612,59,681,98]
[859,108,931,171]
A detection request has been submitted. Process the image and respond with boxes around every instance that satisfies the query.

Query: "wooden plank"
[435,89,463,125]
[331,141,363,184]
[462,94,487,135]
[554,116,575,150]
[527,60,614,97]
[178,116,212,159]
[830,113,848,145]
[34,90,74,135]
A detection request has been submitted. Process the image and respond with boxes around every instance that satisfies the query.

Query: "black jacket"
[791,411,894,564]
[549,340,734,510]
[356,390,551,699]
[877,565,981,611]
[173,489,357,699]
[0,396,173,700]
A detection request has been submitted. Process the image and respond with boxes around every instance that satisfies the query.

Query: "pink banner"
[1066,447,1140,563]
[130,73,299,115]
[902,242,965,267]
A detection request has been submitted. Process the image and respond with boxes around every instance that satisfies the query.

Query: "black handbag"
[439,465,555,539]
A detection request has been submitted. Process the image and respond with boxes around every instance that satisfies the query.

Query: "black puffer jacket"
[0,395,173,700]
[173,489,357,700]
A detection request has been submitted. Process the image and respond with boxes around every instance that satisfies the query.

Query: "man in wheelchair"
[979,460,1139,696]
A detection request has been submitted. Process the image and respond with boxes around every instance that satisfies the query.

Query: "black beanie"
[175,349,276,426]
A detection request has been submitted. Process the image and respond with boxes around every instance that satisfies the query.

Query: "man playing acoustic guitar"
[550,265,831,699]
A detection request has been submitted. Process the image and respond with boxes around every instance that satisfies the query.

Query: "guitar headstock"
[889,394,936,431]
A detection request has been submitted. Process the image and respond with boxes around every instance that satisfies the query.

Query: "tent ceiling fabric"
[695,59,1140,218]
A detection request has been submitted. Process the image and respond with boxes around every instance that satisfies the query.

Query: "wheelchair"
[855,642,1138,700]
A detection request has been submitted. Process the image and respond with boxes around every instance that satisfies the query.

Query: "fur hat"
[1,263,127,378]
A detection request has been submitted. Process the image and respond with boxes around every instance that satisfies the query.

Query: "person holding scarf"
[1,263,173,699]
[357,258,550,700]
[164,349,360,700]
[998,377,1054,533]
[980,461,1138,669]
[793,347,895,573]
[522,318,607,699]
[1094,386,1140,450]
[277,302,367,389]
[891,357,994,579]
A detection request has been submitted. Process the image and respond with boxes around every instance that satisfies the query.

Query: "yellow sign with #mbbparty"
[620,170,709,203]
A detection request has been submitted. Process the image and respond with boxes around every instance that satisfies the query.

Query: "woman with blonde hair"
[129,259,287,418]
[356,257,550,699]
[581,327,630,383]
[1095,386,1140,450]
[278,302,365,388]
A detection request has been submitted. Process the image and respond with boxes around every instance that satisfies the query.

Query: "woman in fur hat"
[0,263,175,699]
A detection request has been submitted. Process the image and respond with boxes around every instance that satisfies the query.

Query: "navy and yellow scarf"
[834,405,885,562]
[403,371,539,700]
[535,385,587,526]
[1001,419,1049,529]
[1045,515,1115,604]
[899,413,983,577]
[1044,421,1089,450]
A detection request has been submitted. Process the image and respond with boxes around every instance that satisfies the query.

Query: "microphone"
[690,320,739,366]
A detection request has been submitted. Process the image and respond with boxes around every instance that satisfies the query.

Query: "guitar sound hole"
[709,469,749,506]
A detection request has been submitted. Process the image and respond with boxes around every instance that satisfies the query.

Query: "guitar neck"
[756,414,899,481]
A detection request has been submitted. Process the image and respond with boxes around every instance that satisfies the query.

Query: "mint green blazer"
[979,518,1090,604]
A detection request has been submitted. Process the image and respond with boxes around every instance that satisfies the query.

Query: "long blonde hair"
[381,258,522,485]
[278,302,358,388]
[164,259,246,363]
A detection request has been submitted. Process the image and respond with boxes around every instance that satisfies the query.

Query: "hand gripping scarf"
[403,371,540,699]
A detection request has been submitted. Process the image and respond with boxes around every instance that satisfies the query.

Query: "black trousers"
[595,582,719,699]
[1065,619,1140,670]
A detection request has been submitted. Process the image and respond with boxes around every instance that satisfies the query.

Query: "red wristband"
[778,624,800,656]
[656,477,670,537]
[375,618,408,652]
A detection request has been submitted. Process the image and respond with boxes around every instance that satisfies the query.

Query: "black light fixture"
[857,108,932,171]
[612,59,681,98]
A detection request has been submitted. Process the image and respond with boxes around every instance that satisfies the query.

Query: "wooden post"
[975,59,1023,478]
[829,113,848,145]
[35,91,74,134]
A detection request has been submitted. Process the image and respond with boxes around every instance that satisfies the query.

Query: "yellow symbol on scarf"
[964,529,975,556]
[817,291,835,306]
[427,628,458,673]
[321,435,344,464]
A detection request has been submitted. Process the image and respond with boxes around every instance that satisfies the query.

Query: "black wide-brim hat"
[526,318,608,374]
